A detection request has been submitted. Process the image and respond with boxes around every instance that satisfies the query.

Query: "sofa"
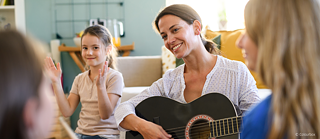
[117,56,163,102]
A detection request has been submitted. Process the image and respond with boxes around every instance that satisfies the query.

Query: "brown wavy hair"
[0,30,46,139]
[153,4,219,55]
[245,0,320,138]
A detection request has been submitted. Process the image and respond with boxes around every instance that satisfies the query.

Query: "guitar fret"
[208,116,243,138]
[233,118,236,133]
[224,119,228,135]
[221,119,224,135]
[228,118,233,134]
[213,121,217,137]
[217,120,221,137]
[209,121,214,137]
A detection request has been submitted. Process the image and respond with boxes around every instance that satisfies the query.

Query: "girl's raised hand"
[96,61,109,88]
[44,57,62,83]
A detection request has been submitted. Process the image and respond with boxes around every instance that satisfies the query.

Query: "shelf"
[0,5,14,10]
[56,18,124,23]
[55,2,123,5]
[0,0,26,34]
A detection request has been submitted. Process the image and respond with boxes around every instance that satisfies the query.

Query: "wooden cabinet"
[0,0,26,34]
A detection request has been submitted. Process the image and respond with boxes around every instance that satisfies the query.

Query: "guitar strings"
[162,120,241,138]
[164,119,241,133]
[164,117,242,133]
[167,126,212,138]
[165,121,240,135]
[167,126,237,139]
[129,121,239,139]
[167,126,238,139]
[167,128,218,139]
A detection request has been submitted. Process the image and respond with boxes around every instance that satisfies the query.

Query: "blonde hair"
[81,25,118,70]
[245,0,320,138]
[0,30,48,139]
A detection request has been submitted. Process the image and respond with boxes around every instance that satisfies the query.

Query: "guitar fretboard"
[209,116,242,138]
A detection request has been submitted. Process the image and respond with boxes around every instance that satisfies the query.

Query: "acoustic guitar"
[126,93,242,139]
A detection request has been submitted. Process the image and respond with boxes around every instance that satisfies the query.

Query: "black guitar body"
[126,93,239,139]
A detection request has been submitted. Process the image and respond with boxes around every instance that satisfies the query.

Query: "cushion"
[204,27,267,89]
[212,34,221,50]
[161,46,176,75]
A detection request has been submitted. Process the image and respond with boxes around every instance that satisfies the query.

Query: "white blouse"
[115,55,260,131]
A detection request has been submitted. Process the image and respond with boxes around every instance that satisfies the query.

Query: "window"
[166,0,249,31]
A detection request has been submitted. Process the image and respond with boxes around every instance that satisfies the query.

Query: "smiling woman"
[115,4,260,139]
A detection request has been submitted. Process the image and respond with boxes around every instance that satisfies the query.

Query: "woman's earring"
[197,30,200,35]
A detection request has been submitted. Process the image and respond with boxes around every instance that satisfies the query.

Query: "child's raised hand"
[96,61,109,88]
[44,57,62,83]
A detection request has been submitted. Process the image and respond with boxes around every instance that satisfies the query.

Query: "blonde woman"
[237,0,320,138]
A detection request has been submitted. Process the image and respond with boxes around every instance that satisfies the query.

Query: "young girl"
[237,0,320,138]
[45,25,124,139]
[0,30,54,139]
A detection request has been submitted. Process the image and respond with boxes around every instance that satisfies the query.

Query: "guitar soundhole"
[185,115,214,139]
[189,119,211,139]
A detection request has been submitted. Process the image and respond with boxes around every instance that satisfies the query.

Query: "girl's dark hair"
[81,25,118,70]
[154,4,219,54]
[0,30,43,139]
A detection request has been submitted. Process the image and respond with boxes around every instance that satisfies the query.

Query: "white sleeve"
[237,62,260,112]
[114,77,167,131]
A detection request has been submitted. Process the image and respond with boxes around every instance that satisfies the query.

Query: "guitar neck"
[209,116,242,138]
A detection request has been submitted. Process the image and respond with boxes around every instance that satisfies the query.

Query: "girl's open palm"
[96,61,109,88]
[44,57,62,83]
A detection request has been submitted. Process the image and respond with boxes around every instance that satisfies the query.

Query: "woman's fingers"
[161,128,172,138]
